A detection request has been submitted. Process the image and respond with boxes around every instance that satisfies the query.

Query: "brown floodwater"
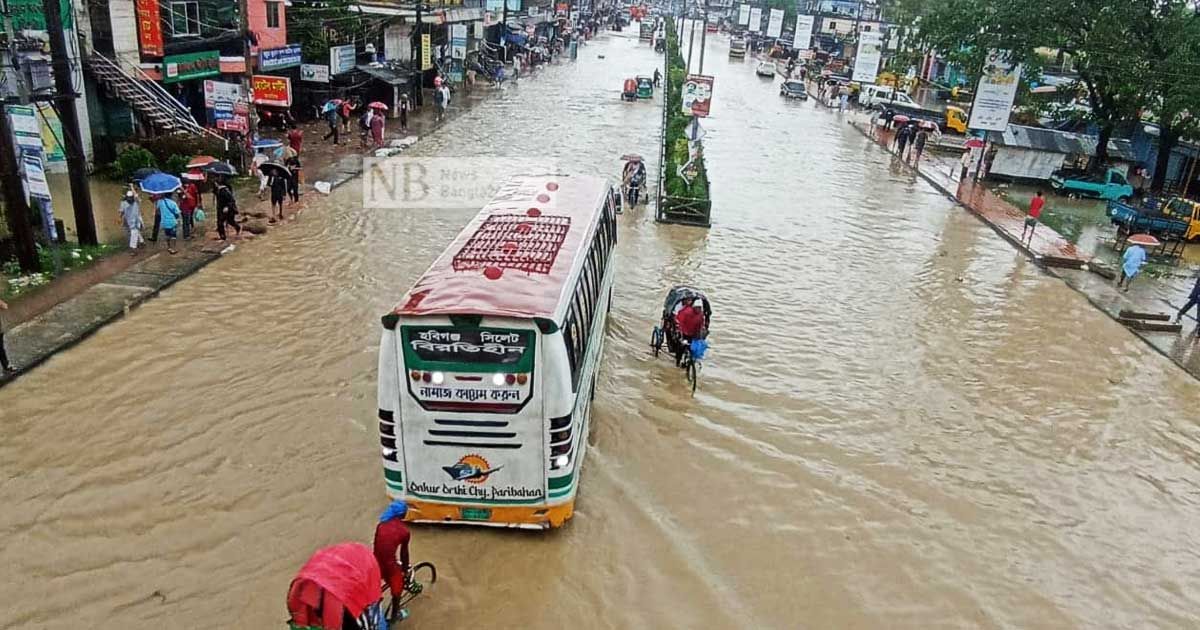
[3,27,1200,630]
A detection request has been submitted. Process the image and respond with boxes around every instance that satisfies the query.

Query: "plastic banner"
[968,50,1023,132]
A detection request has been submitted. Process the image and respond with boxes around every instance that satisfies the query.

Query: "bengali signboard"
[851,30,883,84]
[6,104,41,155]
[163,51,220,83]
[203,80,242,108]
[330,44,357,75]
[681,74,714,118]
[260,44,302,71]
[737,4,750,26]
[301,64,330,83]
[252,75,292,107]
[793,14,814,50]
[450,24,468,60]
[134,0,163,56]
[968,50,1023,132]
[748,7,762,32]
[421,34,433,71]
[766,8,784,38]
[22,153,51,200]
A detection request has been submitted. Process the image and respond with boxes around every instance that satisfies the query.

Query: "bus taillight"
[516,374,528,385]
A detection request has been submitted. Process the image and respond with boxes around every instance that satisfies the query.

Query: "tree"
[1137,1,1200,193]
[287,0,365,63]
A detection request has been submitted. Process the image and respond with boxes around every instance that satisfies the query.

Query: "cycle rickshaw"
[650,285,711,394]
[286,542,436,629]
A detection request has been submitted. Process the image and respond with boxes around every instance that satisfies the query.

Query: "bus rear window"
[401,326,534,370]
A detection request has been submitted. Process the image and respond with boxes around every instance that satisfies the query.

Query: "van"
[861,85,917,109]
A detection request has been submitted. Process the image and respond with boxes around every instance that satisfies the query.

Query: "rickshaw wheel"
[651,326,663,356]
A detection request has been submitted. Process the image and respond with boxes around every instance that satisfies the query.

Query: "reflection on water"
[45,173,138,245]
[2,27,1200,630]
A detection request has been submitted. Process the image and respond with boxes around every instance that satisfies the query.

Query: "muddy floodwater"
[3,27,1200,630]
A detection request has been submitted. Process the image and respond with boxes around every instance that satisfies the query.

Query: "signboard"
[681,74,714,118]
[260,44,302,71]
[330,44,357,75]
[134,0,163,56]
[301,64,330,83]
[737,4,750,26]
[968,50,1023,132]
[22,153,51,201]
[203,80,243,108]
[251,75,292,107]
[748,7,762,32]
[421,34,433,71]
[163,51,220,84]
[216,115,249,133]
[766,8,784,38]
[450,24,468,60]
[851,30,883,84]
[6,104,40,149]
[793,14,814,50]
[5,0,72,31]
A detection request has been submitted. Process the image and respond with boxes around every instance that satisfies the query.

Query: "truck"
[1049,168,1134,201]
[1108,196,1200,241]
[880,101,969,134]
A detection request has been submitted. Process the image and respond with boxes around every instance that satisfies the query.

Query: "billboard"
[260,44,302,71]
[163,51,220,83]
[968,50,1023,131]
[748,7,762,32]
[793,14,814,50]
[681,74,714,118]
[330,44,357,75]
[134,0,163,56]
[737,4,750,25]
[252,75,292,107]
[766,8,783,38]
[851,31,883,84]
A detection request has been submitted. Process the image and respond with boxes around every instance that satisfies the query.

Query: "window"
[1111,172,1128,186]
[862,25,871,32]
[266,1,281,28]
[169,1,200,37]
[828,21,837,31]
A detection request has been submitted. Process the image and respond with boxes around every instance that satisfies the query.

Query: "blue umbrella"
[139,172,182,195]
[251,138,283,150]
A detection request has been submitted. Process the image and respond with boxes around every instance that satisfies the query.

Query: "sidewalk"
[850,116,1200,378]
[0,60,556,387]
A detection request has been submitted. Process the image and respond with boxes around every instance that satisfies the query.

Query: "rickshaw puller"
[374,500,411,596]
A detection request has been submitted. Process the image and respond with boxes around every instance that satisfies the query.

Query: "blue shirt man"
[156,197,181,230]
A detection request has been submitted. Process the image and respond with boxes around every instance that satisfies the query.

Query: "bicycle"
[384,561,438,623]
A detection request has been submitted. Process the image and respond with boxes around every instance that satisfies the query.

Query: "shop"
[161,50,223,123]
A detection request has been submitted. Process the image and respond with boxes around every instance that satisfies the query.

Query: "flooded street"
[4,27,1200,630]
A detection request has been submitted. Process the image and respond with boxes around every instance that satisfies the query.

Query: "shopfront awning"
[356,63,416,85]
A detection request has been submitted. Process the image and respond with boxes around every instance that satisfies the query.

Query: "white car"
[756,61,776,77]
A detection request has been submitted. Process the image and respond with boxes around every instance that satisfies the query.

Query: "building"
[986,124,1138,182]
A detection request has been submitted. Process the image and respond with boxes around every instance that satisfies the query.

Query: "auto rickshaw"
[636,75,654,99]
[622,78,638,101]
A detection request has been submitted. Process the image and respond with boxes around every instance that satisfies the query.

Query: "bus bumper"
[403,498,575,530]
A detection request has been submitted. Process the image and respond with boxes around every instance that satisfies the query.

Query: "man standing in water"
[1021,190,1045,244]
[1173,273,1200,334]
[119,189,144,253]
[1117,243,1148,292]
[374,500,412,621]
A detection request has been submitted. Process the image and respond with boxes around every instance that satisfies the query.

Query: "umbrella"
[965,138,986,149]
[252,138,283,150]
[620,153,643,161]
[368,101,388,110]
[130,167,161,182]
[1127,233,1161,247]
[186,155,217,169]
[203,161,238,176]
[181,169,206,182]
[258,161,290,177]
[139,172,182,195]
[891,115,910,124]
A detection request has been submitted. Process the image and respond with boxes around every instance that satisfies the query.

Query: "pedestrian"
[1117,243,1148,292]
[215,177,242,241]
[895,124,912,158]
[1174,274,1200,335]
[911,126,930,166]
[1021,190,1045,244]
[287,123,303,155]
[435,86,447,122]
[359,107,374,148]
[253,149,269,199]
[148,190,162,242]
[285,153,302,203]
[179,184,197,240]
[339,99,354,133]
[399,94,410,132]
[0,298,14,374]
[119,189,144,254]
[512,55,520,83]
[370,107,386,148]
[268,170,288,223]
[957,150,971,181]
[155,193,182,255]
[322,105,340,145]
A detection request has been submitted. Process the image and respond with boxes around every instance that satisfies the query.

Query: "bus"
[376,175,619,529]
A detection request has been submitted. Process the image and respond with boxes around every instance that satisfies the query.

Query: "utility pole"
[686,7,696,73]
[239,0,257,141]
[41,0,97,246]
[698,2,707,74]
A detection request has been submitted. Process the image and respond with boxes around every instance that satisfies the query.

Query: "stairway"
[85,51,223,141]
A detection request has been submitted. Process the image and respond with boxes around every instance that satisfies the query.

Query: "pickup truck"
[1108,196,1200,241]
[880,102,969,134]
[1049,168,1134,201]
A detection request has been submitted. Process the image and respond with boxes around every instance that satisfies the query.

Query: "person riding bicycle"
[673,301,707,366]
[622,158,647,207]
[374,500,412,619]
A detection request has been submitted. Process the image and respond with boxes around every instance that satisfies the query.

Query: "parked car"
[779,80,808,99]
[1050,167,1134,201]
[861,85,917,109]
[756,61,776,77]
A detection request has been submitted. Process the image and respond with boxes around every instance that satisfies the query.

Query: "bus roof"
[392,174,612,321]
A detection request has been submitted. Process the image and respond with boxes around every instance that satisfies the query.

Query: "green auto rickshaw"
[636,75,654,99]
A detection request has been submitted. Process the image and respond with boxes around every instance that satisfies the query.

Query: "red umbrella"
[186,155,217,169]
[892,115,910,123]
[965,138,986,148]
[1127,233,1161,247]
[181,169,206,182]
[368,101,389,110]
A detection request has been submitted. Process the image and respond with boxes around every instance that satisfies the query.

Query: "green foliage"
[288,0,365,62]
[163,154,190,176]
[137,134,230,166]
[662,20,711,203]
[111,146,157,181]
